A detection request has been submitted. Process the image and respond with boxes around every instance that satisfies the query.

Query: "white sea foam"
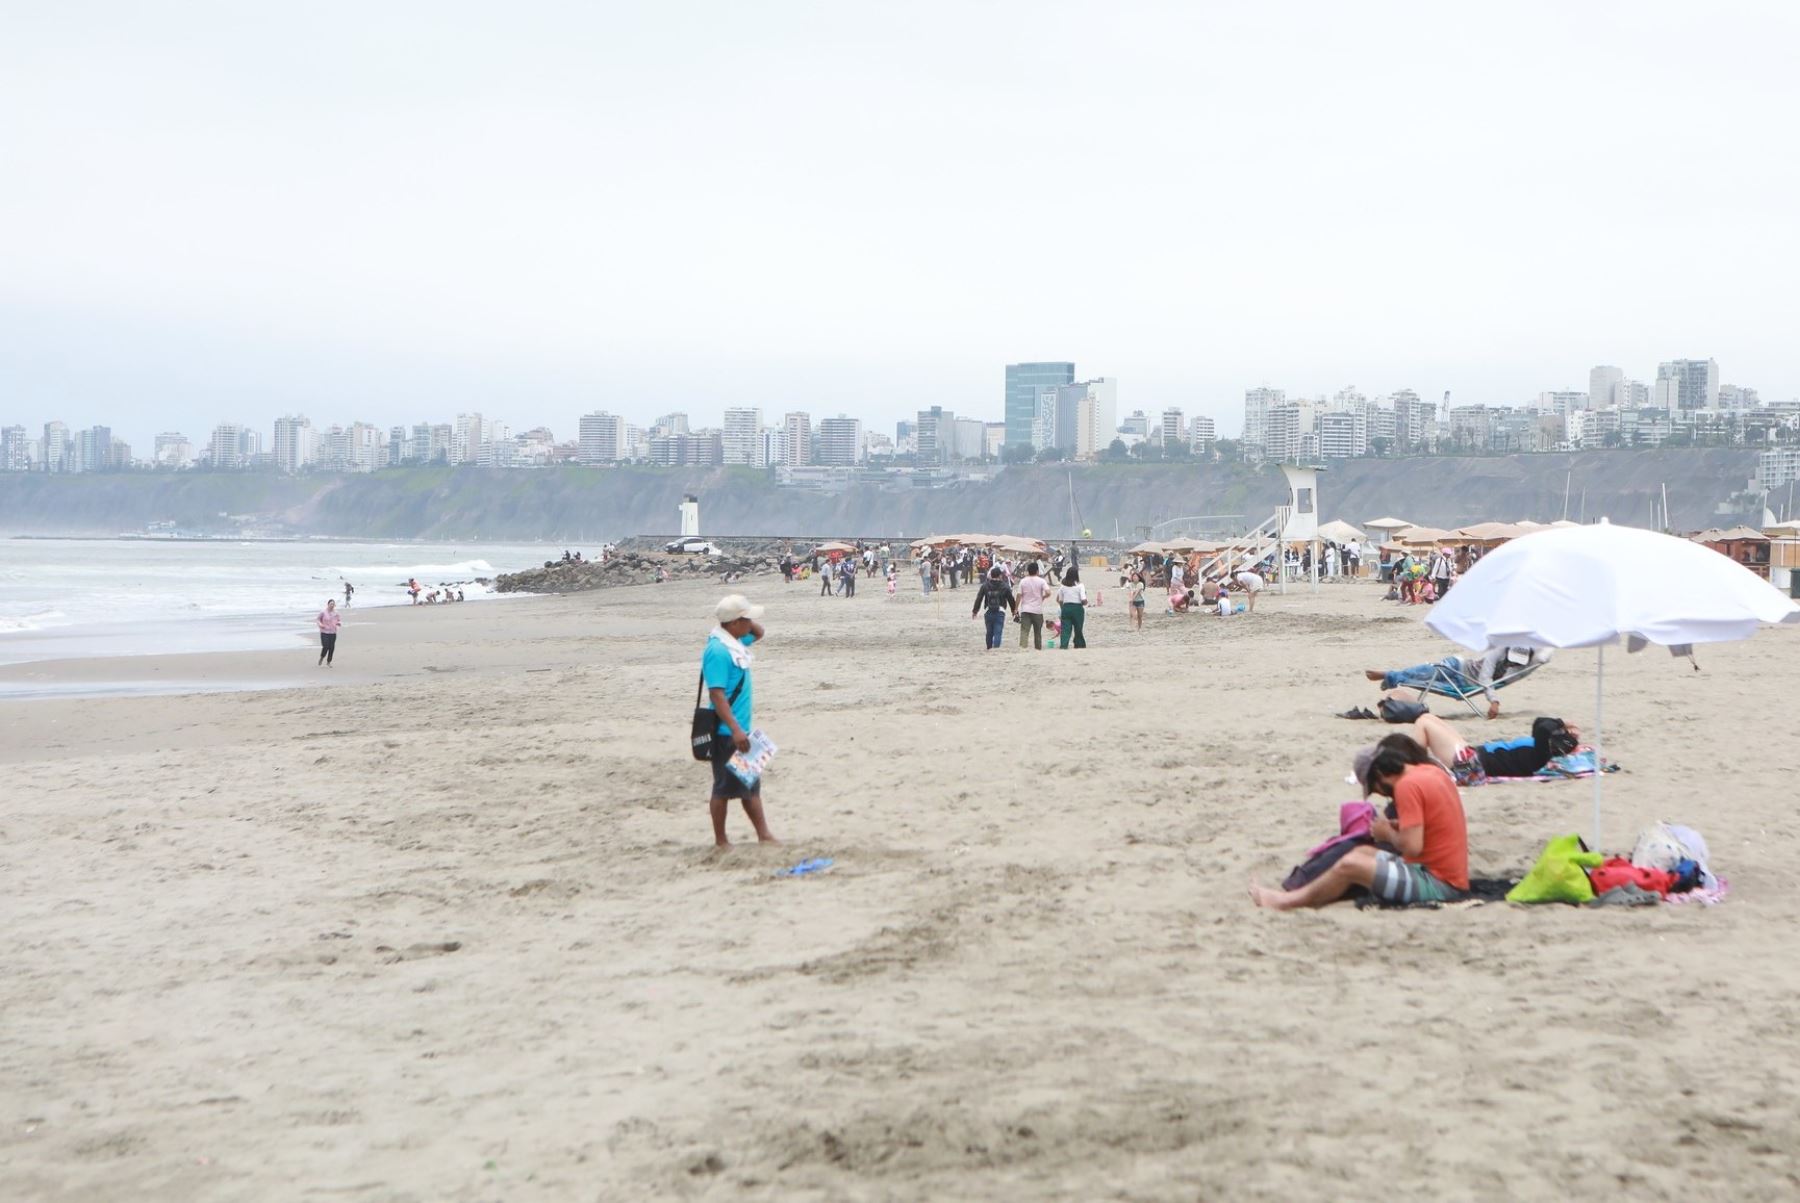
[0,539,554,665]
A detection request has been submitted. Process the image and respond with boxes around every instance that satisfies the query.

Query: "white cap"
[715,594,765,624]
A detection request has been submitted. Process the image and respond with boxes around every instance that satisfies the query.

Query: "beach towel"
[1484,747,1617,783]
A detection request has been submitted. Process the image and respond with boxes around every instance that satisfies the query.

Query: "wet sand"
[4,577,1797,1201]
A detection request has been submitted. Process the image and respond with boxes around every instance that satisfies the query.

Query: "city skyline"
[5,4,1799,461]
[6,352,1790,465]
[8,346,1797,481]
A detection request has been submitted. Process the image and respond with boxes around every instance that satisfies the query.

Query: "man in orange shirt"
[1250,747,1469,910]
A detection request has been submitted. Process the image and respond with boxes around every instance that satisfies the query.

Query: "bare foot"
[1248,878,1295,910]
[756,831,782,845]
[1363,669,1384,682]
[714,838,732,849]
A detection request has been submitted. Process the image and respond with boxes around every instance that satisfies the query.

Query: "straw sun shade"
[813,540,858,554]
[1315,519,1365,544]
[1454,521,1527,543]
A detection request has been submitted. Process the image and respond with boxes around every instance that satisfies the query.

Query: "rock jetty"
[493,552,783,594]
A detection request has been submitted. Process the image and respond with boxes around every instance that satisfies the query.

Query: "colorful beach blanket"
[1487,746,1619,784]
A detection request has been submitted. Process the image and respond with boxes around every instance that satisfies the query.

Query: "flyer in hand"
[726,728,778,787]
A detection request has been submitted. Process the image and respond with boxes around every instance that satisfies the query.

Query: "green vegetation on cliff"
[0,449,1762,541]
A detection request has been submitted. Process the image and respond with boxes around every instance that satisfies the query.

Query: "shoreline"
[0,593,554,702]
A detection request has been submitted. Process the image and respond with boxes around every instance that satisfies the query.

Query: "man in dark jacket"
[971,567,1018,650]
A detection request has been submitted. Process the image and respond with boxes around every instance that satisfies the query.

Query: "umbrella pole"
[1592,644,1605,849]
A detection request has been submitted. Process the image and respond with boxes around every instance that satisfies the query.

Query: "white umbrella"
[1427,521,1800,844]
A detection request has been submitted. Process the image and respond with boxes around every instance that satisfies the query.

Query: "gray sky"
[3,1,1796,453]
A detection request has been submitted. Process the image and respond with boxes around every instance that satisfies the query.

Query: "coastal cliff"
[0,449,1764,540]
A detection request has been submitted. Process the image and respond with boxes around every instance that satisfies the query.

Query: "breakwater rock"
[494,552,783,594]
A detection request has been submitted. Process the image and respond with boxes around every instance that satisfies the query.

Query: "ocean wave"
[0,609,70,633]
[327,559,499,581]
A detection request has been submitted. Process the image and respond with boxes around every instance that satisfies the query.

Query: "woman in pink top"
[317,599,342,667]
[1015,561,1049,650]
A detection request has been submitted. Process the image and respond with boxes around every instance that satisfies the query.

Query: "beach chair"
[1406,655,1546,718]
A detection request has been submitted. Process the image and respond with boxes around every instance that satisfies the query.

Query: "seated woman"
[1362,646,1551,720]
[1378,714,1581,787]
[1250,742,1469,909]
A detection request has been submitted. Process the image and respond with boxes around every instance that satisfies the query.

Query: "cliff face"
[0,449,1762,540]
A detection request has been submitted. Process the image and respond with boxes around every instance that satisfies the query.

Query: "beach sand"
[3,578,1797,1201]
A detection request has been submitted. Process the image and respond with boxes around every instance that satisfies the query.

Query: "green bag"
[1505,834,1603,904]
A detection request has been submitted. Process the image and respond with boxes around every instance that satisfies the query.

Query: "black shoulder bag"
[690,672,744,760]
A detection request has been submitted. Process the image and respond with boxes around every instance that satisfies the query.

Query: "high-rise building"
[758,427,786,467]
[1391,390,1434,450]
[273,415,315,474]
[578,411,627,464]
[1004,362,1076,451]
[1538,391,1588,420]
[1264,403,1305,462]
[1189,415,1216,450]
[783,412,812,467]
[209,424,244,470]
[648,431,723,466]
[654,413,689,437]
[722,408,763,466]
[346,423,382,472]
[1243,388,1284,457]
[1656,359,1720,412]
[1316,411,1365,459]
[41,421,70,473]
[915,406,956,466]
[1046,378,1118,459]
[817,415,862,466]
[864,431,895,459]
[984,422,1006,459]
[1119,411,1149,439]
[152,432,194,470]
[1718,384,1760,410]
[1589,365,1625,410]
[0,426,28,472]
[388,426,408,465]
[952,417,986,461]
[1158,408,1185,446]
[454,413,485,464]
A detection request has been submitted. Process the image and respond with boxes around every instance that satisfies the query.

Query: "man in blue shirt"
[702,594,778,847]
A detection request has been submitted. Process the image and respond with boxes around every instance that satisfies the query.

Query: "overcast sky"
[3,1,1796,453]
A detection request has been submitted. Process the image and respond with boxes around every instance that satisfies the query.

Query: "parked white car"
[663,538,721,555]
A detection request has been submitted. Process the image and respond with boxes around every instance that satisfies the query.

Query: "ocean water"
[0,538,559,666]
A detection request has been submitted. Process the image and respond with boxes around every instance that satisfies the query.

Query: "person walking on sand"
[1016,561,1049,649]
[343,581,354,607]
[971,567,1018,650]
[819,557,835,597]
[701,595,779,848]
[1056,567,1088,649]
[317,598,342,667]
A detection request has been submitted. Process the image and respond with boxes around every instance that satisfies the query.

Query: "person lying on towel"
[1250,743,1468,910]
[1376,714,1581,787]
[1362,646,1551,720]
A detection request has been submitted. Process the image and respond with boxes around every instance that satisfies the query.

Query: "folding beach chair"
[1408,653,1546,718]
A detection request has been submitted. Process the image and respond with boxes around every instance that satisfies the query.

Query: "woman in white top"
[1056,567,1088,649]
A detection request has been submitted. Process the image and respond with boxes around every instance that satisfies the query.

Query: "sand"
[3,577,1798,1201]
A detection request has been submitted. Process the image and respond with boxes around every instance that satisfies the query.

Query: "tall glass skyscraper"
[1004,362,1076,452]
